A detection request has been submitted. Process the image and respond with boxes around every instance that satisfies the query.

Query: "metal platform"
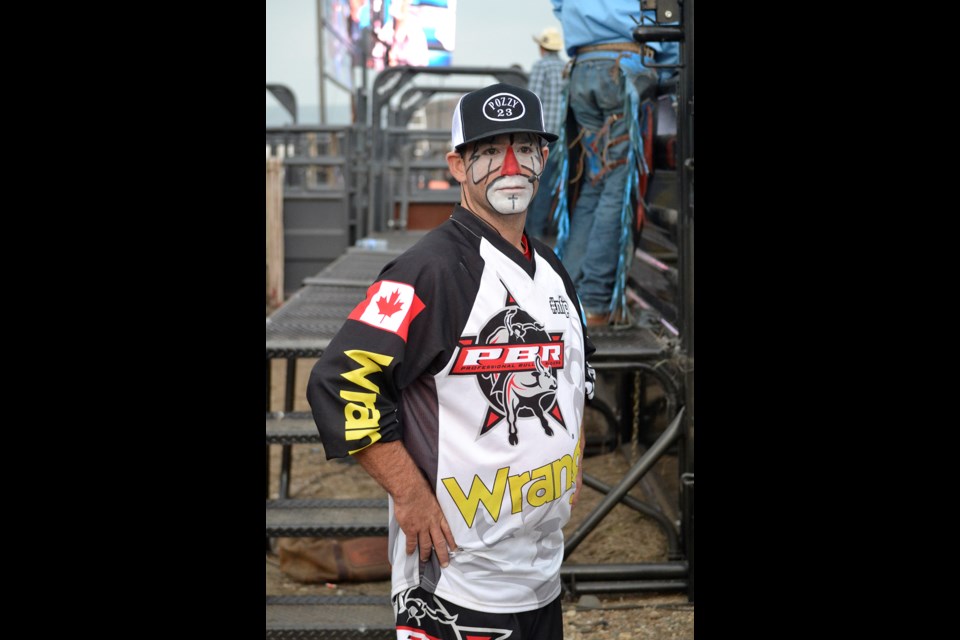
[268,244,672,363]
[266,283,366,358]
[266,596,395,639]
[303,248,401,287]
[587,323,670,363]
[302,232,430,286]
[264,412,389,538]
[266,412,323,444]
[266,499,389,537]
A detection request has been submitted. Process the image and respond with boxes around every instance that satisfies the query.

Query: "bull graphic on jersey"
[451,287,567,445]
[395,587,513,639]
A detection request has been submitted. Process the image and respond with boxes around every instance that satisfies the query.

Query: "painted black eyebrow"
[464,133,541,161]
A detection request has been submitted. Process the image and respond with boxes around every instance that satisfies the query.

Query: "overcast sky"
[266,0,564,124]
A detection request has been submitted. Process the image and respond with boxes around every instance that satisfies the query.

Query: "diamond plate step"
[266,499,389,537]
[266,412,321,444]
[266,595,394,639]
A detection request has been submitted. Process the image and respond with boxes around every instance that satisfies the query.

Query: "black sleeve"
[306,240,480,459]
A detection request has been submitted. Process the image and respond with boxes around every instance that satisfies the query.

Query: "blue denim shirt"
[551,0,678,85]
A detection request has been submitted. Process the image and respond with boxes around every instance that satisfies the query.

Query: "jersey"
[307,206,596,614]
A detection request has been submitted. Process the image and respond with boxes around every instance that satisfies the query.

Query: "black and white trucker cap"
[451,83,559,150]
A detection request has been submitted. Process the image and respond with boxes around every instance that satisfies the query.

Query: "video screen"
[346,0,456,69]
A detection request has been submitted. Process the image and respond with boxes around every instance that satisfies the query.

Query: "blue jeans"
[561,55,657,315]
[525,141,559,239]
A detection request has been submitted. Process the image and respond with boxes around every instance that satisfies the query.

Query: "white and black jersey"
[307,205,596,614]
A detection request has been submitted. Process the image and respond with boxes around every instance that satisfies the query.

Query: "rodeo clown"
[307,82,597,639]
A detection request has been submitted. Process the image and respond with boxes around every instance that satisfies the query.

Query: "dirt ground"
[267,358,694,639]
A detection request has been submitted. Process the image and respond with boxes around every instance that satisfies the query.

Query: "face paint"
[501,146,521,176]
[463,134,544,216]
[487,176,533,214]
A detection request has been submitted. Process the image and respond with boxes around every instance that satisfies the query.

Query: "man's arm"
[354,440,458,567]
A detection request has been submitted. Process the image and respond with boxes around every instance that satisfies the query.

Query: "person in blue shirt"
[548,0,678,327]
[525,27,566,241]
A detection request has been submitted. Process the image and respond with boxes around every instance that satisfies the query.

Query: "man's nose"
[501,146,520,176]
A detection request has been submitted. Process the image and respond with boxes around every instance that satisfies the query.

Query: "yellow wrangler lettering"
[337,350,394,454]
[508,471,531,514]
[347,431,381,455]
[552,454,575,498]
[340,350,394,393]
[341,390,380,436]
[441,437,583,525]
[570,430,583,504]
[526,464,554,507]
[442,467,509,528]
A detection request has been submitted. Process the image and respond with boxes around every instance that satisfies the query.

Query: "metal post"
[265,358,272,413]
[618,373,632,444]
[680,0,695,604]
[316,0,326,124]
[265,357,273,551]
[280,358,297,499]
[682,472,694,601]
[564,408,685,559]
[567,580,687,594]
[581,474,679,558]
[284,357,296,409]
[560,562,687,581]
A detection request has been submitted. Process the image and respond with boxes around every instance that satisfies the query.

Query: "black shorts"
[393,585,564,639]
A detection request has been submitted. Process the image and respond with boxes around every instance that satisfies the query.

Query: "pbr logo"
[451,288,567,445]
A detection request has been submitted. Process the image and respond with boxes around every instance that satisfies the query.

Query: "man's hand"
[393,482,458,566]
[353,441,458,567]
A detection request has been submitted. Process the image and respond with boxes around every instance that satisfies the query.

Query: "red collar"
[520,234,532,261]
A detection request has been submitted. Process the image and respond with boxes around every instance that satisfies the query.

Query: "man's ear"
[446,150,466,183]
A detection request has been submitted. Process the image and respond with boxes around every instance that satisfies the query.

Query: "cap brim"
[455,127,559,150]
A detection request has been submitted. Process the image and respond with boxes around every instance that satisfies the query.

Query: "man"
[550,0,678,327]
[307,83,596,639]
[525,27,566,240]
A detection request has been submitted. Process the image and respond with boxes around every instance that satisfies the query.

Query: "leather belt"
[576,42,655,58]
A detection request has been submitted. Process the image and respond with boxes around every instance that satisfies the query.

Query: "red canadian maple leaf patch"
[349,280,424,340]
[375,289,405,321]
